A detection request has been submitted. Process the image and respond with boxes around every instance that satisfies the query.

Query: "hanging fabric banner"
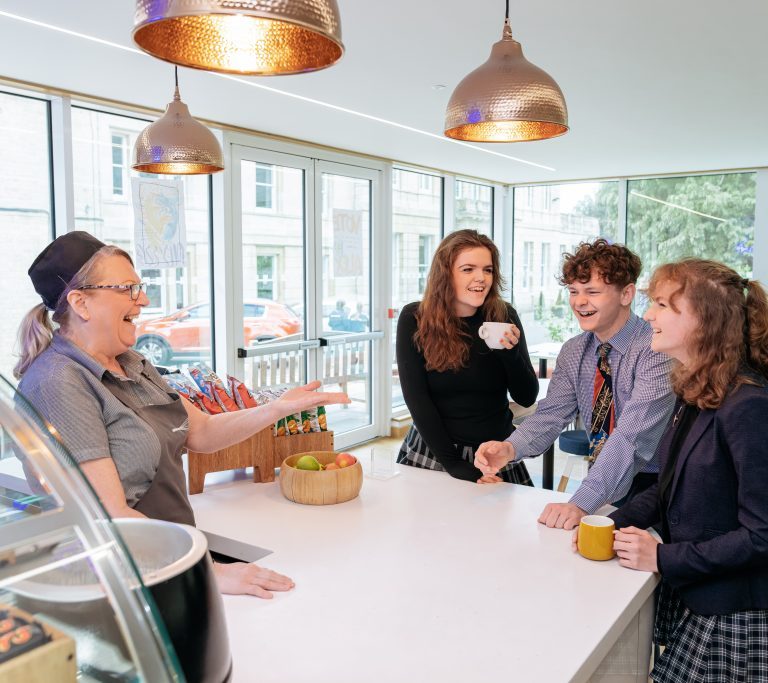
[131,177,187,269]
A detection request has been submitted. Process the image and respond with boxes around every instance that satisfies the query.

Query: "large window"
[391,169,442,409]
[72,106,213,368]
[627,173,755,283]
[0,92,53,380]
[513,175,757,366]
[455,179,493,236]
[513,182,620,359]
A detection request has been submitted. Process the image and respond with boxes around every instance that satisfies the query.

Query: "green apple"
[295,455,322,471]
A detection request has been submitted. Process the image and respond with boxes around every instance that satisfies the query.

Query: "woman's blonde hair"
[14,245,133,379]
[414,229,509,372]
[648,259,768,409]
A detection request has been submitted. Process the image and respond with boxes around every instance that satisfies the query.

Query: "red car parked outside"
[134,300,301,365]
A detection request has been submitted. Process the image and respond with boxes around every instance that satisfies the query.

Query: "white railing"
[241,332,384,398]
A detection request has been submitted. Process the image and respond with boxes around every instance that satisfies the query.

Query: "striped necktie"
[588,342,615,466]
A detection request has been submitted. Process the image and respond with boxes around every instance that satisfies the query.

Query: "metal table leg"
[542,444,554,490]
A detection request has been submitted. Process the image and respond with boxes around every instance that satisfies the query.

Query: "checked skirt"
[652,582,768,682]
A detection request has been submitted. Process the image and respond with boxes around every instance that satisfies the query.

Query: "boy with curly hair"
[476,239,675,529]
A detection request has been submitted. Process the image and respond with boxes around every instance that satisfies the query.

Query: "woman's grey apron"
[104,371,195,526]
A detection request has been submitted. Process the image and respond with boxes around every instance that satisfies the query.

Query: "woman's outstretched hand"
[275,380,350,417]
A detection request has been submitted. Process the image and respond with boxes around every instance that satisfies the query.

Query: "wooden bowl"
[279,451,363,505]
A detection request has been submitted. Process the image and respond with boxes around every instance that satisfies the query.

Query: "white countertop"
[191,467,657,683]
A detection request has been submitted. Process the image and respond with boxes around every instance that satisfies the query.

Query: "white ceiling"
[1,0,766,184]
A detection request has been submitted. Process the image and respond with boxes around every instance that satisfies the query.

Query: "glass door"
[231,148,384,446]
[232,146,317,401]
[314,162,383,446]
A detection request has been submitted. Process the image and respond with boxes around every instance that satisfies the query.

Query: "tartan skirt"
[397,425,532,485]
[652,581,768,682]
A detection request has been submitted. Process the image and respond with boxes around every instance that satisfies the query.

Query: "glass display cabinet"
[0,373,186,682]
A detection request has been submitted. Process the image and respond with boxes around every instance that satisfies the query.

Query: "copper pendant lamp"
[444,1,568,143]
[132,67,224,175]
[133,0,344,76]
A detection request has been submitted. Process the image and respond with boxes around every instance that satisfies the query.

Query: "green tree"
[574,183,620,243]
[579,173,755,279]
[627,173,754,277]
[539,174,755,339]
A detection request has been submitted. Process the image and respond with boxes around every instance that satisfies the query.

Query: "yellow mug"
[577,515,616,561]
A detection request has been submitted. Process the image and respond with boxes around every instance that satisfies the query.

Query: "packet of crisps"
[285,414,300,435]
[302,407,320,432]
[199,392,223,414]
[317,405,327,431]
[275,417,287,437]
[164,374,209,413]
[193,364,239,412]
[213,384,239,412]
[228,375,258,409]
[187,366,215,399]
[300,410,312,433]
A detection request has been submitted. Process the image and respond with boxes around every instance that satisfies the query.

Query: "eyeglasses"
[79,283,148,301]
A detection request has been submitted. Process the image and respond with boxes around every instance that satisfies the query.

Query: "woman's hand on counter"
[477,474,504,484]
[213,562,295,599]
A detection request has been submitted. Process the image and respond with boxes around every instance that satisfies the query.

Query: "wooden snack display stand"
[187,428,334,494]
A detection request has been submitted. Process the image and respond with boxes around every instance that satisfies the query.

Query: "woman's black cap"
[28,231,106,310]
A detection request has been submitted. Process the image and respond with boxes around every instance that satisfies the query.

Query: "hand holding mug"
[479,322,520,350]
[613,526,659,572]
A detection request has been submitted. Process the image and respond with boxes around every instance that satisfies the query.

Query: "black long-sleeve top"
[396,301,539,481]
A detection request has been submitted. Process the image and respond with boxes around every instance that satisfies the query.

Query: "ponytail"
[13,304,55,379]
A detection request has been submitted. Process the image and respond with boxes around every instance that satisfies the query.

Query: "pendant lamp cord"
[174,65,179,87]
[505,0,509,19]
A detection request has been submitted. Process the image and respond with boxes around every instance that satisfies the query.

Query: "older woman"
[15,231,349,598]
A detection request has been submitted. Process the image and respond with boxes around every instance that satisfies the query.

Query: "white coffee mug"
[478,322,512,349]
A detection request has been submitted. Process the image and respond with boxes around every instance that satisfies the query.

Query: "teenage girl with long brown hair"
[396,229,538,483]
[606,259,768,681]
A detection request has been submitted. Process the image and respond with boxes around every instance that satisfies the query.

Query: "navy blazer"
[611,381,768,616]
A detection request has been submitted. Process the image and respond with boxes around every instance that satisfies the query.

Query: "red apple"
[335,452,357,468]
[325,462,340,470]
